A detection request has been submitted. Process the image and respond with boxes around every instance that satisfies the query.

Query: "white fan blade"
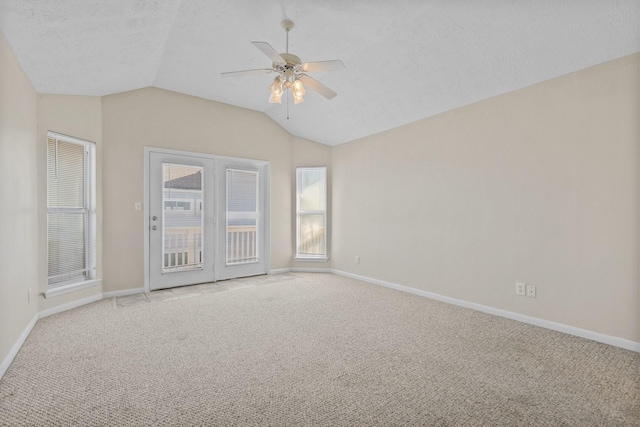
[299,75,337,100]
[251,41,286,64]
[301,60,345,72]
[220,68,275,78]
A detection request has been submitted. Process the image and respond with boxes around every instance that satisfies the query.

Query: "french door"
[146,149,268,291]
[215,163,268,281]
[148,152,215,290]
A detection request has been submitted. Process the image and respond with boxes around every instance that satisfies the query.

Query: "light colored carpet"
[0,272,638,426]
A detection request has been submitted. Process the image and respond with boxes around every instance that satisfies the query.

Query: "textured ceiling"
[1,1,638,146]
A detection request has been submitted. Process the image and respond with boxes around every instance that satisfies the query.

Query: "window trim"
[295,166,328,260]
[46,131,97,289]
[44,279,101,299]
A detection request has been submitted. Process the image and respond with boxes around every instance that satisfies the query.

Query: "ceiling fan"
[221,20,345,106]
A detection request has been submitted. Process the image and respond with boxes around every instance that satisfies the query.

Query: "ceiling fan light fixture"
[293,94,304,105]
[269,76,284,95]
[269,91,283,104]
[291,78,306,97]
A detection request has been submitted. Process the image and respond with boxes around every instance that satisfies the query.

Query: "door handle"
[151,225,158,231]
[152,216,158,221]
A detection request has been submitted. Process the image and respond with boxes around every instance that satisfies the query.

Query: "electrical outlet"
[526,285,536,298]
[515,282,526,296]
[355,256,360,264]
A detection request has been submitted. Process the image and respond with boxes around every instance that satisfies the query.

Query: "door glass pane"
[226,169,258,264]
[298,213,326,256]
[163,163,204,272]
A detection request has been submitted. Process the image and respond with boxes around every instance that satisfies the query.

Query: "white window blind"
[296,167,327,259]
[226,169,259,265]
[47,132,96,286]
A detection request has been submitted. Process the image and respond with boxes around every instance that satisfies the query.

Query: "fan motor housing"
[279,53,301,66]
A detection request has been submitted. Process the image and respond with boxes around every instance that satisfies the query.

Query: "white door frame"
[143,146,270,292]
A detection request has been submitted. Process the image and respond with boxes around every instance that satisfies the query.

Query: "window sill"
[45,279,102,299]
[293,257,329,263]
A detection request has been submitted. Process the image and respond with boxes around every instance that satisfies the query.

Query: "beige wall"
[101,87,324,292]
[332,54,640,342]
[0,33,38,365]
[291,136,333,270]
[36,95,103,312]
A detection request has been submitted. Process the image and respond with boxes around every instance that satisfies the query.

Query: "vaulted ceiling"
[1,1,638,146]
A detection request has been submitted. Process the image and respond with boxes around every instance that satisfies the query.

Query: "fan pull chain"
[285,22,290,119]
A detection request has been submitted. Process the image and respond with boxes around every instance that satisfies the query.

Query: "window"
[47,132,96,287]
[296,167,327,259]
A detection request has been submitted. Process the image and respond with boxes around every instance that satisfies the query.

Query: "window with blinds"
[226,168,259,265]
[47,132,96,286]
[296,167,327,259]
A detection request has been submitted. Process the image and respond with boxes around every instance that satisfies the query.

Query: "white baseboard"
[269,268,291,275]
[0,313,38,380]
[332,269,640,353]
[38,288,142,320]
[291,267,332,273]
[38,294,103,319]
[102,288,144,299]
